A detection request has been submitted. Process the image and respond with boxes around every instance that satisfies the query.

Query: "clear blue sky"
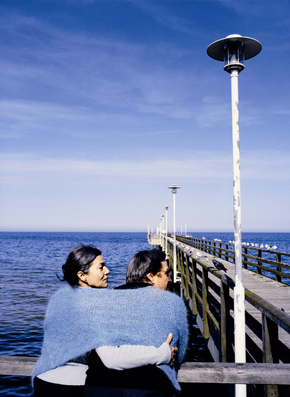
[1,0,289,232]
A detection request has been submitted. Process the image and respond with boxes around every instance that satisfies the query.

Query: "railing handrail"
[1,356,290,385]
[173,239,290,332]
[176,235,290,284]
[164,236,290,365]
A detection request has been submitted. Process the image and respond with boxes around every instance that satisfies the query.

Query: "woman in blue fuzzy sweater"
[33,246,188,396]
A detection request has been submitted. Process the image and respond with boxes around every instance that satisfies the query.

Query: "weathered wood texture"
[0,355,37,376]
[163,235,290,368]
[178,362,290,385]
[1,355,289,386]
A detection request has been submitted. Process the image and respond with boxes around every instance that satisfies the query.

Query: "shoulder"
[138,287,187,311]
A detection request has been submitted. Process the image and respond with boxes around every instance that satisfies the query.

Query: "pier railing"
[163,236,290,395]
[176,235,290,285]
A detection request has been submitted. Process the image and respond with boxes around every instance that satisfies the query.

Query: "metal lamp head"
[168,184,180,194]
[207,34,262,73]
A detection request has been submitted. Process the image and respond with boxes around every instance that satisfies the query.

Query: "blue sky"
[1,0,289,232]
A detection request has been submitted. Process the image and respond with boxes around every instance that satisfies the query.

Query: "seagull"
[212,259,227,272]
[272,245,277,250]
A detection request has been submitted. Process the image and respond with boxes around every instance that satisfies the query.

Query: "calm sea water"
[1,232,290,396]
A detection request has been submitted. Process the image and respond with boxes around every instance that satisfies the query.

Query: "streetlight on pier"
[165,205,169,257]
[207,34,261,397]
[168,184,180,283]
[161,214,165,245]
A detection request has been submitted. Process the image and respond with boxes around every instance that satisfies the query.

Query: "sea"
[1,231,290,396]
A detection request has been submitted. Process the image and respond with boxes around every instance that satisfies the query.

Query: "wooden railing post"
[213,241,217,257]
[184,255,191,301]
[243,247,248,269]
[202,268,210,339]
[225,244,229,261]
[275,253,282,283]
[178,249,185,291]
[257,249,262,275]
[262,314,279,397]
[221,280,231,362]
[218,243,222,258]
[190,259,198,315]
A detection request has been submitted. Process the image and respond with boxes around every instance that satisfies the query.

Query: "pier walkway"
[148,233,290,396]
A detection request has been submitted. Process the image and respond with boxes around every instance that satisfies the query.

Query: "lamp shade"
[207,34,262,72]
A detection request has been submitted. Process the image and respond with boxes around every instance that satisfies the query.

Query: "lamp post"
[207,34,261,397]
[165,206,169,257]
[161,214,165,246]
[168,184,180,283]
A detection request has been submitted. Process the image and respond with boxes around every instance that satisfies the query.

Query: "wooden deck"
[197,249,290,352]
[159,236,290,367]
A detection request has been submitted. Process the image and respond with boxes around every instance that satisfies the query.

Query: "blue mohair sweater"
[33,285,188,391]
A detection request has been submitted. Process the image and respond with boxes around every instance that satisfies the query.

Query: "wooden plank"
[0,356,37,376]
[178,362,290,385]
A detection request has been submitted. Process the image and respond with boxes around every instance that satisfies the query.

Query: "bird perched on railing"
[212,259,227,272]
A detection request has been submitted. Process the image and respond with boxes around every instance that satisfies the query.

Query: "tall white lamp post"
[168,184,180,283]
[207,34,261,397]
[165,206,169,257]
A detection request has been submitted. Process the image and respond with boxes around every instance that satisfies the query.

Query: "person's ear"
[77,271,87,283]
[147,273,154,284]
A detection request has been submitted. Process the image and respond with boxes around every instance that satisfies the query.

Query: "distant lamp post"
[165,206,169,257]
[207,34,261,397]
[161,214,165,245]
[168,184,180,283]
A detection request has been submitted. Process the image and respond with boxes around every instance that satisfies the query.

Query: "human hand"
[165,333,178,367]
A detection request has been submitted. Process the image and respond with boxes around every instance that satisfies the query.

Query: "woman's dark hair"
[126,249,166,284]
[59,245,102,286]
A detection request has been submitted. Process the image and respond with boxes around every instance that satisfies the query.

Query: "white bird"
[272,245,277,250]
[260,244,264,249]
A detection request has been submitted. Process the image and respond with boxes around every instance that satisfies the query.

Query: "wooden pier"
[148,233,290,396]
[1,234,290,397]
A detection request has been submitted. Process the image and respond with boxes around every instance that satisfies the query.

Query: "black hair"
[126,249,166,284]
[59,245,102,286]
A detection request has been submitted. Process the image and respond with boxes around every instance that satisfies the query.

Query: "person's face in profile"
[150,260,171,290]
[79,255,110,288]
